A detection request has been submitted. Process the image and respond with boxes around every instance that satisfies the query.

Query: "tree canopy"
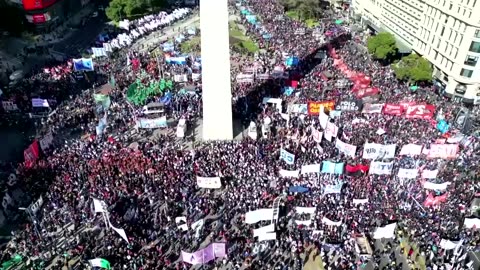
[392,53,433,83]
[106,0,166,22]
[367,32,397,60]
[282,0,323,20]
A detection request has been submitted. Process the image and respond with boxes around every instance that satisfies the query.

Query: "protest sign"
[196,177,221,189]
[307,101,335,115]
[369,161,393,175]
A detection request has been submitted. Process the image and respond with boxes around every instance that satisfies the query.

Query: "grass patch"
[229,22,259,53]
[180,36,201,53]
[285,10,320,28]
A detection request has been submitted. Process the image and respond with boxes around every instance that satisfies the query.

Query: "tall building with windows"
[351,0,480,104]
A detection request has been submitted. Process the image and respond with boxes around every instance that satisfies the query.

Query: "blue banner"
[162,42,174,52]
[136,117,167,129]
[288,186,309,193]
[280,149,295,165]
[73,58,94,71]
[166,57,187,65]
[321,161,344,174]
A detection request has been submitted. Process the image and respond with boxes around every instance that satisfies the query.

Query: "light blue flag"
[73,58,94,71]
[280,149,295,165]
[284,86,294,96]
[436,120,449,134]
[321,161,344,174]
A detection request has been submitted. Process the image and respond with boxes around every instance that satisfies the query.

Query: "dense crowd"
[1,0,479,270]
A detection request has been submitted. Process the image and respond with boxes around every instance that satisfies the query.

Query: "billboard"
[23,0,57,11]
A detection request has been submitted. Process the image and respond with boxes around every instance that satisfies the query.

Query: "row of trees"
[367,32,433,83]
[106,0,166,22]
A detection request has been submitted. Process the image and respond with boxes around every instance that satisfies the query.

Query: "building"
[4,0,89,31]
[351,0,480,104]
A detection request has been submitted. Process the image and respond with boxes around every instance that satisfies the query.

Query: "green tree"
[392,53,433,83]
[106,0,126,22]
[282,0,322,20]
[367,32,398,60]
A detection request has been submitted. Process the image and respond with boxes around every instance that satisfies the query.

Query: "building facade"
[351,0,480,104]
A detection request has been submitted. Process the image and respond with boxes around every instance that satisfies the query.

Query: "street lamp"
[18,207,42,240]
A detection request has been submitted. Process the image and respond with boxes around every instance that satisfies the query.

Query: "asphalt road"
[52,14,107,56]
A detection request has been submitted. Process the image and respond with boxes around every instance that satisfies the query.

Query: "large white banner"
[279,169,300,178]
[174,74,188,82]
[39,132,54,151]
[301,164,321,174]
[362,143,396,159]
[257,232,277,241]
[253,223,275,237]
[335,139,357,157]
[421,169,439,179]
[399,144,423,156]
[423,181,450,190]
[369,161,394,175]
[295,207,316,214]
[353,198,368,205]
[464,218,480,229]
[196,176,221,189]
[440,239,463,250]
[373,223,397,239]
[245,209,274,224]
[397,168,418,179]
[322,217,342,226]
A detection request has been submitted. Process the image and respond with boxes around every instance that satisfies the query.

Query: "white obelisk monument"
[200,0,234,140]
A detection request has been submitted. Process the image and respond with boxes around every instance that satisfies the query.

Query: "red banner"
[24,140,40,167]
[383,104,403,115]
[423,193,448,207]
[307,100,335,115]
[405,104,435,120]
[354,87,380,98]
[345,164,369,175]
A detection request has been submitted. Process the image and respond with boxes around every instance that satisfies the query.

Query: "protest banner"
[373,223,397,239]
[397,168,418,179]
[423,181,450,190]
[335,99,362,111]
[245,208,274,224]
[136,116,168,129]
[362,103,384,114]
[421,169,439,179]
[405,104,435,120]
[24,140,40,167]
[399,144,423,156]
[181,243,226,265]
[236,73,254,83]
[307,100,335,115]
[362,143,396,159]
[312,128,323,142]
[335,139,357,157]
[196,177,221,189]
[280,149,295,164]
[301,164,321,174]
[383,104,403,116]
[324,122,338,141]
[279,169,300,178]
[345,164,369,177]
[324,183,343,194]
[427,144,459,159]
[369,161,393,175]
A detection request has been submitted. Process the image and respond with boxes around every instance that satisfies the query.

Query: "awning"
[394,38,412,54]
[362,18,381,33]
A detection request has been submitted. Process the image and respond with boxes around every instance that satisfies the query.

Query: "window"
[449,2,453,9]
[475,29,480,38]
[441,26,445,36]
[469,41,480,53]
[464,55,479,66]
[460,68,473,77]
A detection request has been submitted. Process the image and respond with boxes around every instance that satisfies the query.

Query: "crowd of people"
[1,0,480,269]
